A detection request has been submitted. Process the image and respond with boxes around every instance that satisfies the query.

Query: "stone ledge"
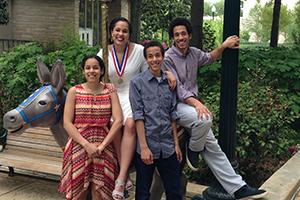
[186,182,208,198]
[260,151,300,200]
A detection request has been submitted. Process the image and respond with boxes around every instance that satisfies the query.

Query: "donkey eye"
[38,100,47,106]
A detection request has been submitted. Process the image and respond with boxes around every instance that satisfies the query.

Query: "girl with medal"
[97,16,177,200]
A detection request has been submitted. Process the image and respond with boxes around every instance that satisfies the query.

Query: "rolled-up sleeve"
[177,82,196,102]
[129,79,144,121]
[170,90,179,121]
[198,50,214,66]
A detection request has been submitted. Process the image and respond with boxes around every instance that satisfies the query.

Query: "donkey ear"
[50,60,66,92]
[37,60,51,83]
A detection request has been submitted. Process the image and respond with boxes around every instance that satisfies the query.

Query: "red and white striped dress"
[59,83,118,200]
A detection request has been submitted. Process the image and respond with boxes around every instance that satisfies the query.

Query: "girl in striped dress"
[59,55,123,200]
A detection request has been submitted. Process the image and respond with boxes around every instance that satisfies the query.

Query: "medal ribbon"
[111,44,129,78]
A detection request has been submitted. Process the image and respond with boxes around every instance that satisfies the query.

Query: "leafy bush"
[291,1,300,44]
[0,42,44,121]
[199,82,299,158]
[187,45,300,185]
[199,46,300,114]
[202,21,217,52]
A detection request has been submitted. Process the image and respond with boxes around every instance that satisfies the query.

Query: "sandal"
[125,179,133,191]
[112,180,125,200]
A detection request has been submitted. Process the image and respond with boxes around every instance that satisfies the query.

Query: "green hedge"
[187,46,300,186]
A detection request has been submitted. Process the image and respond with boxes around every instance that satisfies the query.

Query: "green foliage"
[204,0,224,17]
[0,43,44,129]
[0,0,9,24]
[0,43,43,108]
[45,42,98,89]
[140,0,191,41]
[235,82,299,158]
[291,1,300,44]
[245,2,293,42]
[240,31,250,43]
[0,41,98,130]
[188,45,300,185]
[203,19,223,47]
[239,46,300,94]
[197,46,300,161]
[202,22,216,52]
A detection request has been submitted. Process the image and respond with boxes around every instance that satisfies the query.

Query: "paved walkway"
[2,149,300,200]
[0,168,206,200]
[0,171,63,200]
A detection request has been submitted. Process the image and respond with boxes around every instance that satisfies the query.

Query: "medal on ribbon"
[111,44,129,84]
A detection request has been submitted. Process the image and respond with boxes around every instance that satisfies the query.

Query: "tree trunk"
[191,0,204,49]
[130,0,141,43]
[270,0,281,47]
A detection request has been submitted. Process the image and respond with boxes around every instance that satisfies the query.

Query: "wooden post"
[99,0,111,83]
[130,0,141,43]
[191,0,204,49]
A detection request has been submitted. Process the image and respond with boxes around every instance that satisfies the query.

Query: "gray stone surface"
[0,172,63,200]
[0,168,207,200]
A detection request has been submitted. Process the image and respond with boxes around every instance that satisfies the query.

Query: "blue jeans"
[134,152,182,200]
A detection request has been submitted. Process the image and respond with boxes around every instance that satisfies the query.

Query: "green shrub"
[187,45,300,185]
[199,46,300,115]
[202,21,217,52]
[0,42,44,120]
[187,80,299,185]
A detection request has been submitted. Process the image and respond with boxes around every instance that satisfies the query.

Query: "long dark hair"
[108,16,132,44]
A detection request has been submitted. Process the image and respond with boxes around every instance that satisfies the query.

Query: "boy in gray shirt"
[129,41,182,200]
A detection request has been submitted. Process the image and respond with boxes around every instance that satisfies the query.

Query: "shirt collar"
[145,69,167,82]
[171,44,191,57]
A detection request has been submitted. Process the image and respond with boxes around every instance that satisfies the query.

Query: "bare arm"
[63,87,98,158]
[136,120,153,165]
[164,70,177,90]
[185,97,211,120]
[210,35,240,61]
[97,91,123,152]
[172,121,182,162]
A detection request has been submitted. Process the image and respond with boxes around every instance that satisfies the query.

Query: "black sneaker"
[186,144,200,171]
[234,184,267,199]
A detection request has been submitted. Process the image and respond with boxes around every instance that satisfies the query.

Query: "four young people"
[60,16,267,200]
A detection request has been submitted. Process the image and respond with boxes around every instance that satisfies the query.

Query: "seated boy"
[129,41,183,200]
